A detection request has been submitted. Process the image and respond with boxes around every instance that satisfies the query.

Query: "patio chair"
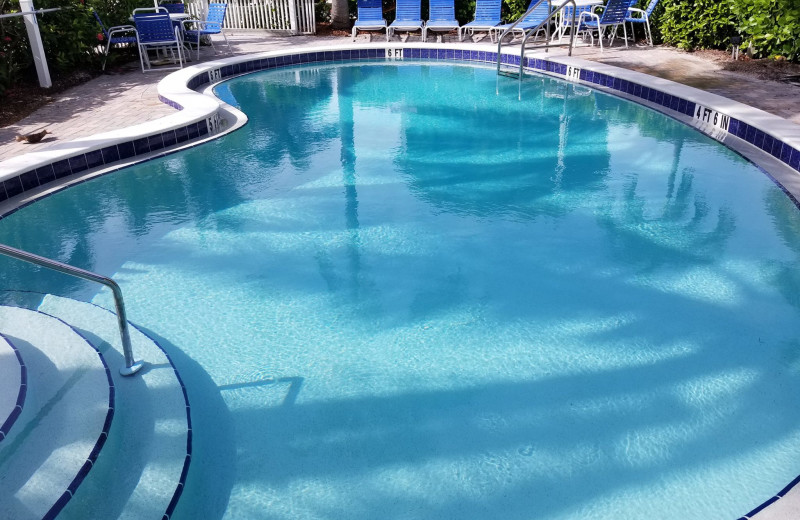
[458,0,501,42]
[554,3,595,42]
[491,0,552,43]
[625,0,659,46]
[388,0,424,41]
[352,0,388,41]
[577,0,629,51]
[133,8,184,73]
[92,9,138,71]
[424,0,460,42]
[182,3,232,61]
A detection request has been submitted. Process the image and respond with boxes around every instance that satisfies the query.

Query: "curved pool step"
[0,333,26,442]
[38,294,190,520]
[0,305,113,520]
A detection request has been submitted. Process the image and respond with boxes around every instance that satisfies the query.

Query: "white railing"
[185,0,315,34]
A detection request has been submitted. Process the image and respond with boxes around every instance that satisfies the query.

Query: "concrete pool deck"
[0,33,799,163]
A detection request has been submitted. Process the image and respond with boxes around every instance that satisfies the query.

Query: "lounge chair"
[352,0,388,41]
[424,0,460,42]
[388,0,424,41]
[458,0,501,42]
[625,0,659,46]
[133,7,184,73]
[182,3,231,61]
[491,0,552,43]
[92,9,138,71]
[577,0,629,51]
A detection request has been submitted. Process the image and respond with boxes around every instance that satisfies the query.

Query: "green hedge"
[658,0,800,61]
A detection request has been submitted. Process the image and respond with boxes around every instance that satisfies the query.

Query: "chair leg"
[102,40,112,71]
[622,22,628,48]
[221,31,232,55]
[138,44,147,73]
[645,18,652,46]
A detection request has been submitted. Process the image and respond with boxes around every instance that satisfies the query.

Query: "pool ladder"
[496,0,578,79]
[0,242,143,376]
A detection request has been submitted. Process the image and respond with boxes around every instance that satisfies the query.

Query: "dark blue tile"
[100,145,119,164]
[36,164,56,185]
[728,119,739,136]
[648,88,657,102]
[0,183,7,202]
[684,101,696,117]
[133,138,150,155]
[454,49,462,60]
[778,474,800,497]
[68,460,94,493]
[770,137,783,157]
[148,133,165,152]
[745,496,780,518]
[605,76,614,88]
[761,134,774,153]
[117,141,135,160]
[790,147,800,170]
[68,154,88,174]
[198,122,209,136]
[745,124,756,143]
[780,142,792,163]
[162,130,177,148]
[17,382,26,403]
[754,130,765,149]
[446,49,455,59]
[669,95,679,111]
[323,51,332,61]
[19,170,39,191]
[3,405,21,432]
[3,176,23,198]
[174,126,189,144]
[85,150,103,169]
[187,123,200,140]
[661,93,670,107]
[678,98,687,114]
[51,159,71,178]
[44,492,73,520]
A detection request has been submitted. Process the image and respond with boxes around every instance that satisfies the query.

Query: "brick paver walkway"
[1,33,798,163]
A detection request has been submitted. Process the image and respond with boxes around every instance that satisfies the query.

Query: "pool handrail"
[495,0,578,77]
[0,242,144,376]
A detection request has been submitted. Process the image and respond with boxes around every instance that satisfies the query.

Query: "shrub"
[730,0,800,61]
[658,0,737,50]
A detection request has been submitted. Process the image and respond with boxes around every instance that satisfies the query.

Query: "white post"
[19,0,51,88]
[287,0,298,35]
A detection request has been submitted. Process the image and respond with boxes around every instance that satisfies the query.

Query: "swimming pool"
[2,61,800,519]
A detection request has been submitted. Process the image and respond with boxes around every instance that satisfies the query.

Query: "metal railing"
[0,243,144,376]
[496,0,578,78]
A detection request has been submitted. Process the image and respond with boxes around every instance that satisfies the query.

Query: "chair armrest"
[182,20,221,31]
[578,10,600,23]
[626,7,646,18]
[108,24,136,32]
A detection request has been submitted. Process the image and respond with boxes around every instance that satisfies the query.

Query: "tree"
[330,0,349,29]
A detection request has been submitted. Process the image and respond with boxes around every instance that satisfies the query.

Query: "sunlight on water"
[2,63,800,520]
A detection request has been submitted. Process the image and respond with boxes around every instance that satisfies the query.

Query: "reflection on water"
[1,63,800,520]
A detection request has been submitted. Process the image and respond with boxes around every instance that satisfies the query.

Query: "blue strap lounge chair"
[352,0,388,41]
[491,0,552,43]
[133,8,184,72]
[92,9,138,71]
[625,0,659,46]
[388,0,424,41]
[458,0,501,42]
[182,3,231,61]
[577,0,629,51]
[424,0,460,42]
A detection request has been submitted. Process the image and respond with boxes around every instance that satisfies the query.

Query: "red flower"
[97,33,104,41]
[2,36,11,42]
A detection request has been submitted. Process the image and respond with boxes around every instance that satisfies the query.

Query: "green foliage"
[730,0,800,61]
[658,0,736,50]
[315,0,331,23]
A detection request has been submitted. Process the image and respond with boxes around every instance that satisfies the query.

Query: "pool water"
[3,63,800,519]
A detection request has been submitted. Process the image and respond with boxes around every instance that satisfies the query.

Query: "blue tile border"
[23,309,116,520]
[0,331,26,443]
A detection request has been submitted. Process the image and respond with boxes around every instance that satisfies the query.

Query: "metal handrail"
[0,243,144,376]
[0,7,61,20]
[496,0,578,77]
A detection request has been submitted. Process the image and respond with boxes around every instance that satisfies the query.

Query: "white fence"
[186,0,315,34]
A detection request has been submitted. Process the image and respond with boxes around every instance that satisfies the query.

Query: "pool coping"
[0,42,798,519]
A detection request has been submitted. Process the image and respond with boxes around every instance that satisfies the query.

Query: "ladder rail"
[0,242,144,376]
[496,0,578,77]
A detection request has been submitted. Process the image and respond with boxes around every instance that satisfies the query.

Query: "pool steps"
[0,306,112,520]
[0,296,190,519]
[0,333,25,443]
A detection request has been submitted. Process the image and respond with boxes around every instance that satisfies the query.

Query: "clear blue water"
[2,62,800,519]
